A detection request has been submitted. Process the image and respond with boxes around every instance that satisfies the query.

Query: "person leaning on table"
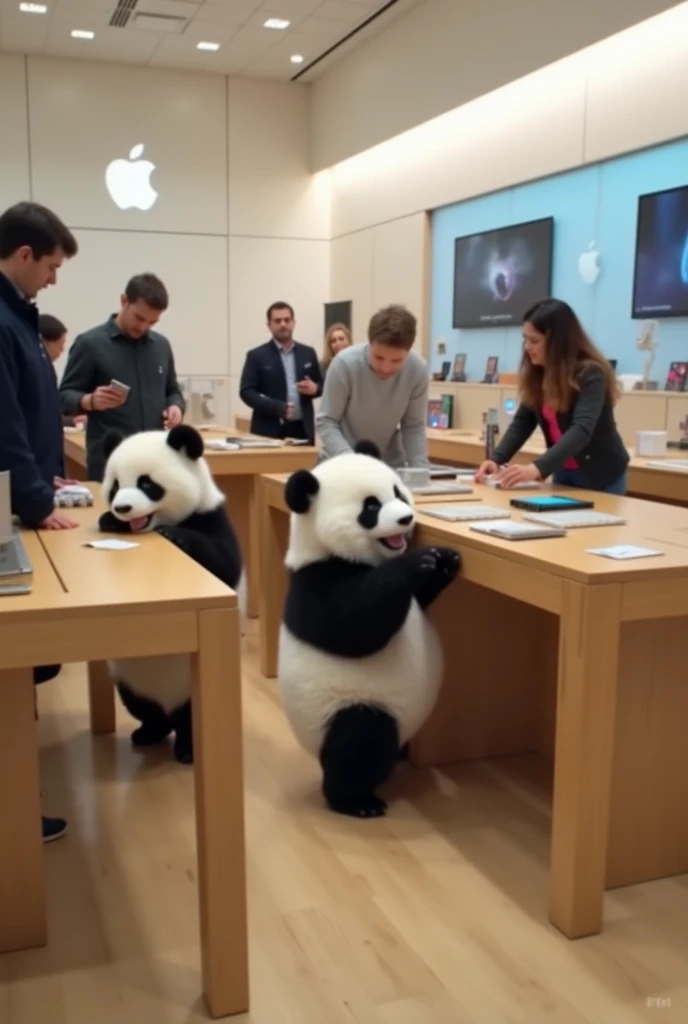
[475,298,630,494]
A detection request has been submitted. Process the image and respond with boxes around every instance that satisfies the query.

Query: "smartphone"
[110,379,130,396]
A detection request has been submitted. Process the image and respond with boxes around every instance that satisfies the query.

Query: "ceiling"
[0,0,424,80]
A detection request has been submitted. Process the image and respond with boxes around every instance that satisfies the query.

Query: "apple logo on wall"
[578,241,601,285]
[105,144,158,211]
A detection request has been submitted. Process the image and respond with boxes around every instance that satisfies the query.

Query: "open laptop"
[0,470,33,592]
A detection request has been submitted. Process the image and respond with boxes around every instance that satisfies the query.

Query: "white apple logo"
[105,144,158,211]
[578,241,601,285]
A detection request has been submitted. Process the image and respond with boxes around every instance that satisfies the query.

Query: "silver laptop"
[0,470,11,545]
[0,470,33,591]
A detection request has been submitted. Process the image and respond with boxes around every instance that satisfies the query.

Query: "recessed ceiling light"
[290,54,304,64]
[264,18,289,30]
[19,2,47,12]
[197,41,220,51]
[71,29,94,39]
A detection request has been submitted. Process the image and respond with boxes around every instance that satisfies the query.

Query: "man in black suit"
[239,301,323,444]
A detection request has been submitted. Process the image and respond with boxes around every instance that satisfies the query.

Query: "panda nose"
[114,503,133,514]
[397,514,413,526]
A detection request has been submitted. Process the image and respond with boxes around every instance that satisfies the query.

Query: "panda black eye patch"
[394,485,406,502]
[108,478,119,505]
[136,475,166,501]
[358,495,382,530]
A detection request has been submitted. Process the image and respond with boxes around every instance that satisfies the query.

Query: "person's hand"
[39,511,79,529]
[296,376,318,397]
[89,386,127,411]
[163,405,183,428]
[283,402,295,420]
[475,459,498,482]
[496,463,542,489]
[53,476,79,489]
[73,414,86,427]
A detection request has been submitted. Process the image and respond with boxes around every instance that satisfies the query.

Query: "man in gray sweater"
[316,304,429,468]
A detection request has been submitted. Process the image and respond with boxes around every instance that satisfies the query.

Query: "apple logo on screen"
[105,144,158,211]
[578,241,601,285]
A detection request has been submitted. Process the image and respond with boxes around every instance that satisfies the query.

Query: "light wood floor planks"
[1,620,687,1022]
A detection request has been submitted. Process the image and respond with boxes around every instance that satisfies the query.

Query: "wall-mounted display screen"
[632,184,688,319]
[452,217,553,329]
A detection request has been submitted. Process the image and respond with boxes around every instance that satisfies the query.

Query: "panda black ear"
[354,440,381,460]
[285,469,319,514]
[102,431,124,460]
[167,424,204,461]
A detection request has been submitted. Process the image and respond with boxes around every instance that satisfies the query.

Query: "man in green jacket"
[59,273,185,480]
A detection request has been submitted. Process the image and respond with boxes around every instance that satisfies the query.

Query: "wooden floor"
[1,620,687,1022]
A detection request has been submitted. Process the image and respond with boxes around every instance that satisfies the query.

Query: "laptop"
[0,471,33,593]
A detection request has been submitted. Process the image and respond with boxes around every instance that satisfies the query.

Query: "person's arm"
[59,335,97,415]
[0,330,57,525]
[315,357,353,458]
[164,343,185,413]
[309,348,324,398]
[492,403,538,464]
[239,350,286,418]
[532,365,606,480]
[400,368,429,468]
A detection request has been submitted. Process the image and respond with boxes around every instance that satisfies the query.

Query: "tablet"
[509,494,594,512]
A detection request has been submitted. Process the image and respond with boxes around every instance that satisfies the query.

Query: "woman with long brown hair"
[475,298,629,493]
[320,322,352,379]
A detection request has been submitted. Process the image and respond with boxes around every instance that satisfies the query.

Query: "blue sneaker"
[42,815,67,843]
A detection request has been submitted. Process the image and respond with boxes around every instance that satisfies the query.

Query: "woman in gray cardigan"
[475,299,629,494]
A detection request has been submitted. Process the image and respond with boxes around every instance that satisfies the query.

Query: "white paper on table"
[83,539,140,550]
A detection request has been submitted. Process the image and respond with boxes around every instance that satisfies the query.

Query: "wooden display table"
[63,428,318,619]
[427,429,688,505]
[257,471,688,941]
[0,500,248,1019]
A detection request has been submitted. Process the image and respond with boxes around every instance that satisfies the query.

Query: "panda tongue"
[129,516,149,532]
[385,535,405,549]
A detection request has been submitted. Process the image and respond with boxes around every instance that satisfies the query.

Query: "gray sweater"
[316,343,429,468]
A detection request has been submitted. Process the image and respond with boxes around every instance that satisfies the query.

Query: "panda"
[278,440,461,818]
[98,424,243,764]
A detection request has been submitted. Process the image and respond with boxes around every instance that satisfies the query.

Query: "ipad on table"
[509,494,594,513]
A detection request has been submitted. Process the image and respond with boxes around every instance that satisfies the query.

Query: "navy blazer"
[0,272,64,525]
[239,339,323,444]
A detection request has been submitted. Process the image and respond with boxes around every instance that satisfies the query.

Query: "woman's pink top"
[541,403,579,469]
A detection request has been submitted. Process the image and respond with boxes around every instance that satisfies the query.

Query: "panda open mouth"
[379,534,407,551]
[128,514,153,533]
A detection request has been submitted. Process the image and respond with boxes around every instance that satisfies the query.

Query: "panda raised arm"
[278,440,461,819]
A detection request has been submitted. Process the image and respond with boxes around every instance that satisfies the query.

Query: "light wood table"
[64,428,318,619]
[258,471,688,941]
[0,499,248,1019]
[427,429,688,505]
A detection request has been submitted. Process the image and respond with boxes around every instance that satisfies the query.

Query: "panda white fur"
[98,424,243,764]
[278,440,461,818]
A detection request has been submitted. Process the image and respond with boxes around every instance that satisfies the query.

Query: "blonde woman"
[321,322,352,379]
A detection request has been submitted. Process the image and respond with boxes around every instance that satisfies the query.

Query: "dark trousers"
[33,665,61,684]
[280,420,308,442]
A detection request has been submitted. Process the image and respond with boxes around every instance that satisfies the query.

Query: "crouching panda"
[278,440,461,818]
[98,424,243,764]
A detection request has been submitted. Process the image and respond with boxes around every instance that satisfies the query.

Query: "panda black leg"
[116,683,172,747]
[319,704,399,818]
[170,702,193,765]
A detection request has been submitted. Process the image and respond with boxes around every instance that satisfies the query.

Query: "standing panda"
[278,440,461,818]
[98,424,243,764]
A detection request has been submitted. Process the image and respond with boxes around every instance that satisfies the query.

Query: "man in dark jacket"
[0,200,79,844]
[239,301,322,444]
[59,273,186,481]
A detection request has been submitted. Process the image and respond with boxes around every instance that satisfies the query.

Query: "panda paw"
[326,793,388,818]
[156,525,189,553]
[409,546,460,580]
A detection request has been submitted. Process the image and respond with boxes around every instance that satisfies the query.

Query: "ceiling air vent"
[109,0,138,28]
[130,11,188,32]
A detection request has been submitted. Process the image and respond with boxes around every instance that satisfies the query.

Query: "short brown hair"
[368,304,417,350]
[125,273,168,311]
[0,201,77,260]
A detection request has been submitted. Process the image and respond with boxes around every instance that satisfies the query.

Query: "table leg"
[0,668,46,952]
[191,607,249,1018]
[88,660,116,735]
[549,581,622,938]
[258,484,288,679]
[221,477,257,619]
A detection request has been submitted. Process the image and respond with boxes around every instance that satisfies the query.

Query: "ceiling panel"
[0,0,427,79]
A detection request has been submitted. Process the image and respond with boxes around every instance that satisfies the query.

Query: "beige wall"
[310,0,683,171]
[324,2,688,357]
[0,54,330,427]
